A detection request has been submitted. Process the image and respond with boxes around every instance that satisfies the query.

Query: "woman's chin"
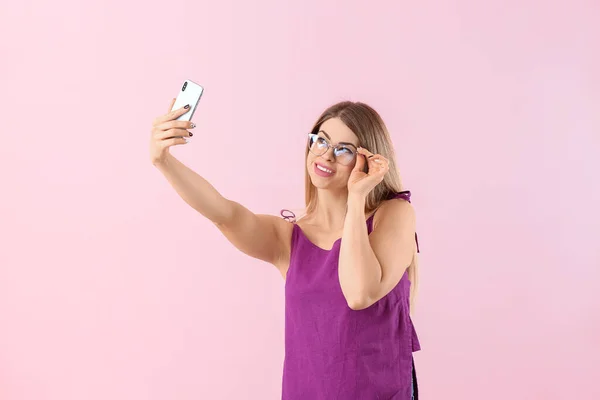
[310,175,346,191]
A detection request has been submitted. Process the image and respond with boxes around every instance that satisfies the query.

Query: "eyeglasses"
[307,133,358,166]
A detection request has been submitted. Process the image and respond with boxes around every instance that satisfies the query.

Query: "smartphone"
[171,79,204,121]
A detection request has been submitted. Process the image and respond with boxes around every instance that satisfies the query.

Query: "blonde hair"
[304,101,419,312]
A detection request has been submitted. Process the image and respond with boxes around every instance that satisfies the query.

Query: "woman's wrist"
[347,193,367,213]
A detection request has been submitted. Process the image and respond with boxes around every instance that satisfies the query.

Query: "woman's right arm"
[150,100,290,270]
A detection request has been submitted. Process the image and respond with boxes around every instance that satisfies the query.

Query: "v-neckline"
[294,224,342,252]
[294,213,376,252]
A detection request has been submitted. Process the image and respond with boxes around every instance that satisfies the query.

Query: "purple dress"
[281,191,421,400]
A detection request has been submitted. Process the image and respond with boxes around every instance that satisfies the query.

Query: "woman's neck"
[309,189,350,230]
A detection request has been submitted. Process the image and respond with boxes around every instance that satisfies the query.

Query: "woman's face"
[306,117,360,191]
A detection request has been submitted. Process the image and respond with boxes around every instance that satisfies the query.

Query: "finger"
[357,148,375,172]
[369,154,388,169]
[155,128,193,140]
[374,161,389,177]
[167,98,176,113]
[353,152,366,173]
[372,157,388,165]
[357,147,374,158]
[160,137,189,148]
[366,155,382,172]
[358,147,382,166]
[155,120,196,132]
[154,104,191,125]
[365,155,387,173]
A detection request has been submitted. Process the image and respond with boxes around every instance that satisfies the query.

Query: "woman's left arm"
[339,195,416,310]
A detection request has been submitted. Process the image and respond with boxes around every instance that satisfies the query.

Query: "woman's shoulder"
[371,191,416,227]
[375,191,413,212]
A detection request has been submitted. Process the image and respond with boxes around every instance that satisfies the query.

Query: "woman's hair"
[304,101,419,311]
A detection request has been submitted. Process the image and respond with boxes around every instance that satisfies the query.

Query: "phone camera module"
[182,82,187,91]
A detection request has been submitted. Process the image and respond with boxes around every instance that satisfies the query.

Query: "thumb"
[167,98,176,113]
[353,152,366,173]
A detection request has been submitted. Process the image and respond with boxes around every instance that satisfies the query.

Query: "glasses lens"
[334,145,356,165]
[308,134,328,155]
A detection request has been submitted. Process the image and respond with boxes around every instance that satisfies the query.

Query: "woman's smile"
[314,162,335,177]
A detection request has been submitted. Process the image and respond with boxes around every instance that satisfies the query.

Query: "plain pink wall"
[1,0,599,399]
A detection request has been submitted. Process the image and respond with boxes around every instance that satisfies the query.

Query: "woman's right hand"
[148,99,291,274]
[149,98,196,166]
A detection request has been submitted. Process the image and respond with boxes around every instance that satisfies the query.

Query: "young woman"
[150,100,421,400]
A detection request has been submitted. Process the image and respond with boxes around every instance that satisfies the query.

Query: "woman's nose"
[321,147,336,162]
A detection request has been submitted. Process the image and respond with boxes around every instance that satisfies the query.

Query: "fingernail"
[184,137,190,143]
[189,132,194,137]
[190,123,196,128]
[184,104,190,109]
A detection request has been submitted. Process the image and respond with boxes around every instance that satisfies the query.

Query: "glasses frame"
[307,132,359,166]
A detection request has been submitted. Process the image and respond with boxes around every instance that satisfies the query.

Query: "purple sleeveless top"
[281,191,421,400]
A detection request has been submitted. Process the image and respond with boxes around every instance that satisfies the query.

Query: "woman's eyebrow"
[318,130,332,140]
[318,130,358,148]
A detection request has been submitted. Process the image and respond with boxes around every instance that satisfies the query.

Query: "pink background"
[1,0,599,399]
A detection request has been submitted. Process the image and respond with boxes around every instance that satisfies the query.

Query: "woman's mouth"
[314,163,335,177]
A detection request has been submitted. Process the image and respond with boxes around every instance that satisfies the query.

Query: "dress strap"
[390,190,412,202]
[280,209,296,223]
[366,214,376,233]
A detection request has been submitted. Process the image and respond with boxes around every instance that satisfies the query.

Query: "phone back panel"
[171,80,204,121]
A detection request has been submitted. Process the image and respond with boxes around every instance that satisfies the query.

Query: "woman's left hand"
[347,148,390,198]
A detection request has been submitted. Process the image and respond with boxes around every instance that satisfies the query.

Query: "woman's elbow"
[345,293,374,311]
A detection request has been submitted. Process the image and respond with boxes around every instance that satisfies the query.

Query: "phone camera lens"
[182,82,187,91]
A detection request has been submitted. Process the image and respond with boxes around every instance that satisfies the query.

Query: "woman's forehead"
[319,118,359,145]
